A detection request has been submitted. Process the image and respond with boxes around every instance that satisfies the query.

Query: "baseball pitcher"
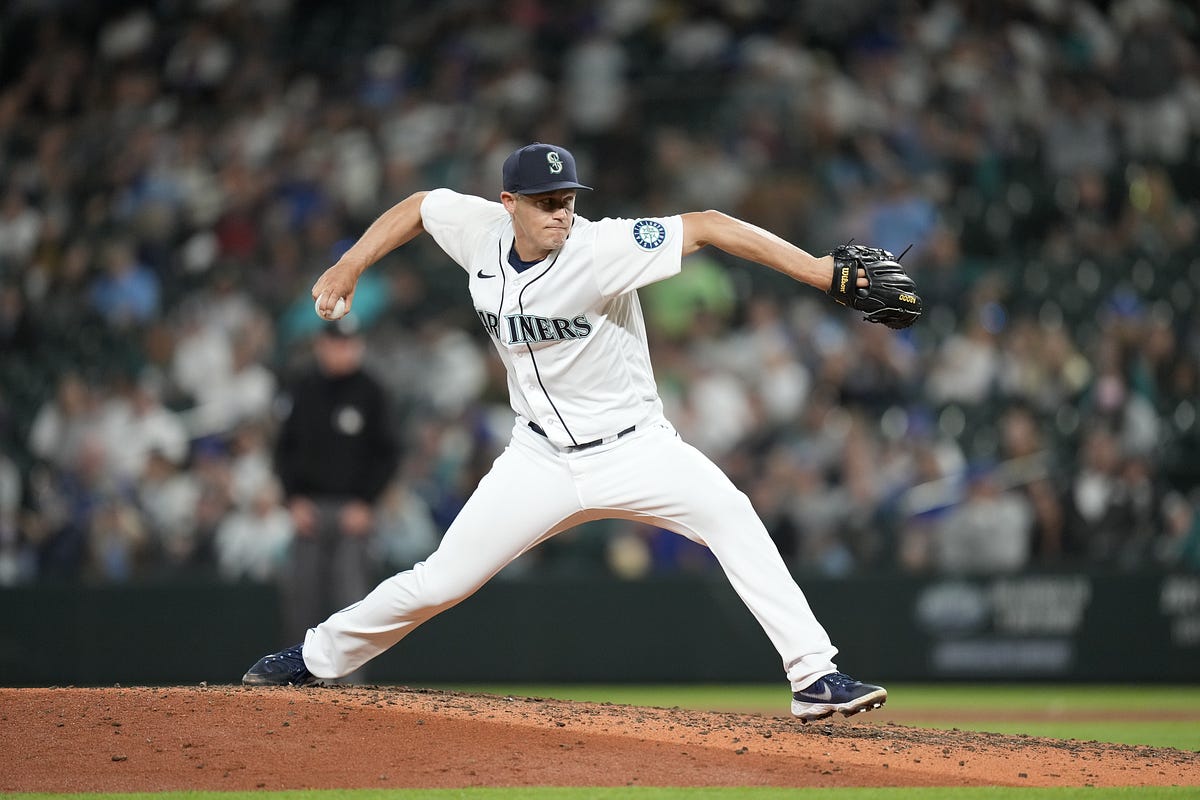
[244,142,922,721]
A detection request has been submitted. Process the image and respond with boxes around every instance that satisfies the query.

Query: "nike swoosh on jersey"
[477,269,495,279]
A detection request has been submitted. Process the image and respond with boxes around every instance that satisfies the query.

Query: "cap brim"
[511,180,592,194]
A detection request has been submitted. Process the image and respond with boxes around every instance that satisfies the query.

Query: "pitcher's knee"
[696,489,757,524]
[390,563,478,613]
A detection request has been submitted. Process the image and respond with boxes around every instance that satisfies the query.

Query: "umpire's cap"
[502,143,592,194]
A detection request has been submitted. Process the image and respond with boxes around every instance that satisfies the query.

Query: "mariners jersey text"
[476,309,593,344]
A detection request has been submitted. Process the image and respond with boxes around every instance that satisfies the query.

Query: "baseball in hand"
[315,293,347,320]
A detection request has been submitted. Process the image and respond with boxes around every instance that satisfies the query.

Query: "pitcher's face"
[502,189,576,260]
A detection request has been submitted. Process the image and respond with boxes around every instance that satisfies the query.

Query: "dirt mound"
[2,686,1195,790]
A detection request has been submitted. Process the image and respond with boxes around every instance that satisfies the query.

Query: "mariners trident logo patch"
[633,220,666,250]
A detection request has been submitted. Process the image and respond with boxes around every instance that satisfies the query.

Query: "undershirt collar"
[508,244,545,273]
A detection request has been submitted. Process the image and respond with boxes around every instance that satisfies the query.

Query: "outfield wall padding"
[1,571,1196,685]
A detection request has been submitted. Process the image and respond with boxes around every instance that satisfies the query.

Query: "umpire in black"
[274,314,400,669]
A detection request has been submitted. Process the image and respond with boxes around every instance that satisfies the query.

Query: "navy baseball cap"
[502,143,592,194]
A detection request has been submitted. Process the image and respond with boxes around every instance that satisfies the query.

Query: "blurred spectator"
[1105,454,1166,568]
[0,281,38,353]
[193,266,259,341]
[998,318,1092,413]
[97,369,189,483]
[787,453,856,575]
[0,451,28,585]
[87,237,160,328]
[1111,0,1192,163]
[87,491,147,583]
[933,463,1034,574]
[640,249,736,342]
[188,439,235,570]
[0,188,43,269]
[678,346,757,458]
[1156,491,1200,570]
[927,313,1000,406]
[745,447,804,565]
[1119,165,1197,257]
[1085,329,1162,457]
[1041,79,1117,179]
[858,171,939,259]
[227,421,276,511]
[998,403,1066,560]
[1063,424,1125,561]
[28,372,96,471]
[894,439,962,573]
[273,316,401,646]
[372,478,439,572]
[26,434,141,581]
[825,322,919,412]
[182,318,277,438]
[136,446,200,572]
[562,32,628,136]
[214,479,293,583]
[727,294,811,426]
[1060,169,1123,258]
[419,320,490,419]
[170,301,234,407]
[1133,312,1182,410]
[163,19,234,99]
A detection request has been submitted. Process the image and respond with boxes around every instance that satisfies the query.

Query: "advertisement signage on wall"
[910,572,1198,680]
[914,575,1091,676]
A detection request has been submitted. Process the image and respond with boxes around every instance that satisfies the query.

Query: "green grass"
[842,684,1200,751]
[428,683,1200,751]
[5,788,1199,799]
[881,685,1200,712]
[912,720,1198,750]
[428,683,1200,713]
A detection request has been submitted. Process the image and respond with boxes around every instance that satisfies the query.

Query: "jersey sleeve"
[591,215,684,298]
[420,188,508,271]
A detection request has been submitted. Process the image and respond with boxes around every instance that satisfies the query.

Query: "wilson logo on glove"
[838,266,852,295]
[826,243,923,330]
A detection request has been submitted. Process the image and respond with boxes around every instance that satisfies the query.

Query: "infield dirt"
[2,685,1196,790]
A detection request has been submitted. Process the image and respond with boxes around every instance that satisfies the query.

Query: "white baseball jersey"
[302,187,841,692]
[420,188,681,447]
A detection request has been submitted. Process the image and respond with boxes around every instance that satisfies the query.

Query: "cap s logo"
[633,219,666,250]
[547,151,563,174]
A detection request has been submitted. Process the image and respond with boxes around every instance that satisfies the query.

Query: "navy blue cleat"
[791,672,887,722]
[242,643,320,686]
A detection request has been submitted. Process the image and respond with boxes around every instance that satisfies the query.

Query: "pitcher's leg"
[583,426,838,688]
[304,440,579,678]
[689,482,841,688]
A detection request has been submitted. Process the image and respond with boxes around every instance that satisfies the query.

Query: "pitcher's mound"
[3,685,1195,791]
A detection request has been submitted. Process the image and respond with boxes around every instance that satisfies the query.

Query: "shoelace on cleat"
[821,672,859,689]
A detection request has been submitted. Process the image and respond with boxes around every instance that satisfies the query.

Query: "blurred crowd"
[1,0,1199,589]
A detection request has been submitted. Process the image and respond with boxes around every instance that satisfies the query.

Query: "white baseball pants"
[303,417,839,689]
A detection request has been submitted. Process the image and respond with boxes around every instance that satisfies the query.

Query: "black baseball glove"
[826,243,923,329]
